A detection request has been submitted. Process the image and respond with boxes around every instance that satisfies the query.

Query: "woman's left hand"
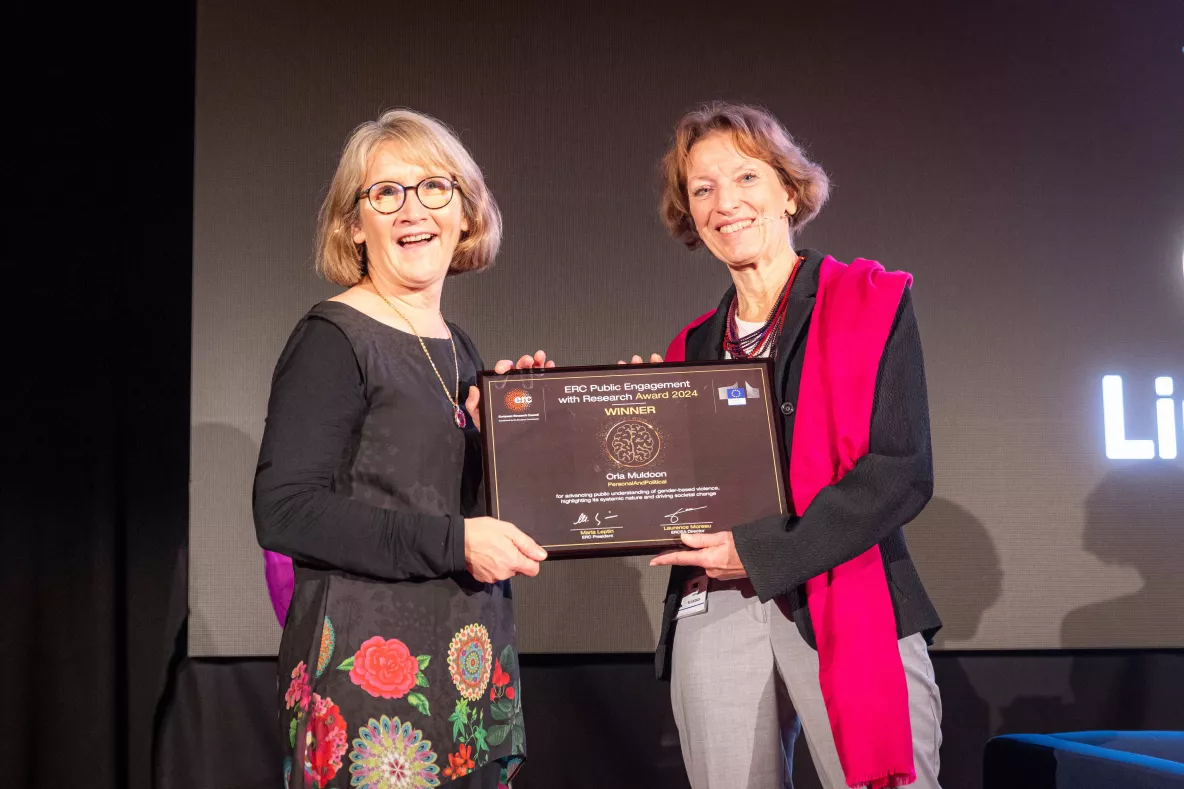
[464,350,556,430]
[648,530,748,580]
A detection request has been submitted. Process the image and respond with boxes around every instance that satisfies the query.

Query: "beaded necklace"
[722,255,804,360]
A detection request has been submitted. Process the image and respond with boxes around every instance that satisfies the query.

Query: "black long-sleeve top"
[253,302,483,580]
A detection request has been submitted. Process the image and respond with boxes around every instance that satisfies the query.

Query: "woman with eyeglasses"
[254,109,549,789]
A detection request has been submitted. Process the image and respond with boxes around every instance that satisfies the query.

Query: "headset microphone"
[751,213,787,228]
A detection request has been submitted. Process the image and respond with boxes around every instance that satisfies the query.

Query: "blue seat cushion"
[985,731,1184,789]
[1049,731,1184,763]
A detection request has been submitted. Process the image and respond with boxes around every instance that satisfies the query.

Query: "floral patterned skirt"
[278,569,525,789]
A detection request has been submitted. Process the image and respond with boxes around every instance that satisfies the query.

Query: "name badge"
[674,573,708,620]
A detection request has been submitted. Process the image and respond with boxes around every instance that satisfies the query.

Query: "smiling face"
[685,131,798,269]
[351,142,469,292]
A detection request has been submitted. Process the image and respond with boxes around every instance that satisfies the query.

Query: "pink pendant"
[454,409,467,429]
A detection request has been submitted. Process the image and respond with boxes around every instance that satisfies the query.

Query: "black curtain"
[3,3,195,788]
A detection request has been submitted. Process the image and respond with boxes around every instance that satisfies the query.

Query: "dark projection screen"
[189,0,1184,656]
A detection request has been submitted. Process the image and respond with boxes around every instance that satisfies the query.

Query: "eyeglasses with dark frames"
[356,176,459,215]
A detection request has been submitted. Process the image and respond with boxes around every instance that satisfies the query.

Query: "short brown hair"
[660,102,830,249]
[316,109,502,286]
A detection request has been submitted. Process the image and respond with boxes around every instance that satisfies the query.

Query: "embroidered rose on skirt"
[346,636,421,700]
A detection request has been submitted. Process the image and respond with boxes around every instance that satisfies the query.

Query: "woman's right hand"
[463,517,548,583]
[617,353,664,364]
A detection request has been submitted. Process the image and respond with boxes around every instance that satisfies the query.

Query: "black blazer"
[655,249,943,680]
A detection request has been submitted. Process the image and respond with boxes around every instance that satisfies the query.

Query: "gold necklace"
[370,279,466,429]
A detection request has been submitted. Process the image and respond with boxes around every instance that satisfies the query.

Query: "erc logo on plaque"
[497,386,540,423]
[504,388,533,412]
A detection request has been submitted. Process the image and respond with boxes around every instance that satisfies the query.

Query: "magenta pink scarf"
[666,256,915,788]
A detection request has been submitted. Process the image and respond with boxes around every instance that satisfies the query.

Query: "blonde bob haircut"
[316,109,502,286]
[660,102,830,249]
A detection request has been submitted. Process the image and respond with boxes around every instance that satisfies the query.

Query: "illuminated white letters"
[1103,375,1181,460]
[1155,377,1178,460]
[1103,375,1156,459]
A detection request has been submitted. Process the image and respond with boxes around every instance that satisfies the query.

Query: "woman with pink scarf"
[643,102,943,789]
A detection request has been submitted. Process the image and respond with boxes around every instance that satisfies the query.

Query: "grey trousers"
[670,580,943,789]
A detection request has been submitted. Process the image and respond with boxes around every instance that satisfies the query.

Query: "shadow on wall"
[1062,463,1184,648]
[903,497,1004,789]
[908,497,1004,645]
[997,463,1184,731]
[978,465,1184,788]
[188,422,272,656]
